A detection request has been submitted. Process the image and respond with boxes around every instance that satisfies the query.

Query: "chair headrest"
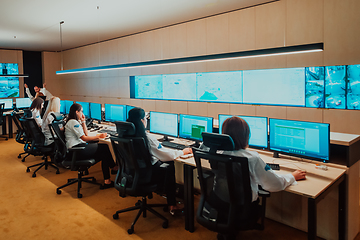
[115,121,135,137]
[201,132,235,153]
[51,112,64,121]
[23,109,32,118]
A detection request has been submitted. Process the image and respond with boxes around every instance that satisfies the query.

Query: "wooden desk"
[177,151,347,240]
[2,110,21,139]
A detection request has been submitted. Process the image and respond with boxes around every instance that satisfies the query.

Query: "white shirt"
[146,133,183,165]
[65,119,85,149]
[26,87,53,101]
[201,146,295,202]
[31,109,42,127]
[42,111,55,146]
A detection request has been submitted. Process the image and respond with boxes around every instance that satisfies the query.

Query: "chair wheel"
[5,138,8,141]
[92,178,97,183]
[56,189,62,195]
[135,200,141,206]
[32,173,36,177]
[162,221,168,229]
[22,158,25,162]
[77,193,82,198]
[113,213,119,219]
[26,168,30,172]
[67,179,71,183]
[127,227,134,234]
[18,155,21,158]
[56,170,60,174]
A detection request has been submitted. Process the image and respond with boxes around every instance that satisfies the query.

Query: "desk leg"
[308,198,316,240]
[2,115,7,136]
[339,177,346,240]
[184,164,194,232]
[7,115,13,138]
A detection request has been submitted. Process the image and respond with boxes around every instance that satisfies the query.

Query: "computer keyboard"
[98,129,117,136]
[161,141,187,150]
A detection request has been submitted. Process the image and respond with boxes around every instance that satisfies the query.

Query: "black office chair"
[0,103,9,140]
[49,120,102,198]
[12,111,29,160]
[20,118,60,177]
[111,121,168,234]
[193,132,269,240]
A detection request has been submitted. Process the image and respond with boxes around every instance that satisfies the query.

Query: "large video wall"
[130,64,360,110]
[0,63,19,98]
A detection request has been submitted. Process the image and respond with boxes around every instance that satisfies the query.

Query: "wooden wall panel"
[187,102,208,116]
[255,1,286,49]
[168,24,187,59]
[228,7,256,52]
[229,104,256,116]
[140,31,155,62]
[186,19,207,57]
[206,14,229,55]
[255,55,287,70]
[155,100,171,112]
[142,99,156,112]
[324,0,360,66]
[207,103,230,119]
[286,0,324,46]
[286,107,323,123]
[117,37,129,64]
[128,34,141,63]
[255,105,287,119]
[170,101,188,114]
[323,109,360,134]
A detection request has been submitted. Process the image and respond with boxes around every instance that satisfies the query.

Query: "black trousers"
[74,143,115,180]
[151,160,177,206]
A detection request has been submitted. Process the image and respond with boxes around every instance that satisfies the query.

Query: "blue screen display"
[76,101,90,118]
[305,67,325,108]
[105,104,127,122]
[126,105,135,119]
[63,100,73,114]
[347,64,360,110]
[150,111,178,138]
[325,66,346,109]
[269,118,329,161]
[0,99,13,109]
[0,63,19,98]
[219,114,268,149]
[179,114,213,141]
[60,100,66,114]
[90,103,102,120]
[16,98,32,109]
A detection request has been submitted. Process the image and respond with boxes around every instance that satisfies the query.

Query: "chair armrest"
[258,185,270,197]
[87,140,99,144]
[69,146,86,151]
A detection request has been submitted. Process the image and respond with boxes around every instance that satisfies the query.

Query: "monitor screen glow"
[90,103,102,121]
[269,118,330,162]
[179,114,213,141]
[63,100,73,114]
[76,101,90,118]
[149,111,178,138]
[15,98,32,109]
[0,99,13,109]
[105,104,127,122]
[218,114,268,149]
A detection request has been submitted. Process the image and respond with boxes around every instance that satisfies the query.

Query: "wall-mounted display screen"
[130,64,360,110]
[0,63,19,98]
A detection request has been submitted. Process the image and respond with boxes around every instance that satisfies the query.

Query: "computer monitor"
[0,99,13,110]
[269,118,330,162]
[126,105,135,119]
[60,100,66,114]
[149,111,178,141]
[218,114,268,149]
[76,101,90,118]
[15,98,32,109]
[90,103,102,121]
[104,104,127,122]
[62,100,73,114]
[179,114,213,142]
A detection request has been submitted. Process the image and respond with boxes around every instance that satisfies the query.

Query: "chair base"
[56,171,101,198]
[26,156,60,177]
[113,196,169,234]
[0,135,8,140]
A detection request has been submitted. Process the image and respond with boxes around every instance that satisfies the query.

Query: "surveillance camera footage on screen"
[0,63,19,98]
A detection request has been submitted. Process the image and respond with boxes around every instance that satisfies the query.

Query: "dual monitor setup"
[60,100,135,123]
[150,111,330,163]
[0,98,32,110]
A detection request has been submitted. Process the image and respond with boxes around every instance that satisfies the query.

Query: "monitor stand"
[273,152,280,158]
[190,141,200,148]
[158,135,174,142]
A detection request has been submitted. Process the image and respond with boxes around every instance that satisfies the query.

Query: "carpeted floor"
[0,138,353,240]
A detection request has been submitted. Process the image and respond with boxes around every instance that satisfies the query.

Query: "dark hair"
[66,103,82,123]
[29,97,44,111]
[127,107,149,148]
[222,116,250,150]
